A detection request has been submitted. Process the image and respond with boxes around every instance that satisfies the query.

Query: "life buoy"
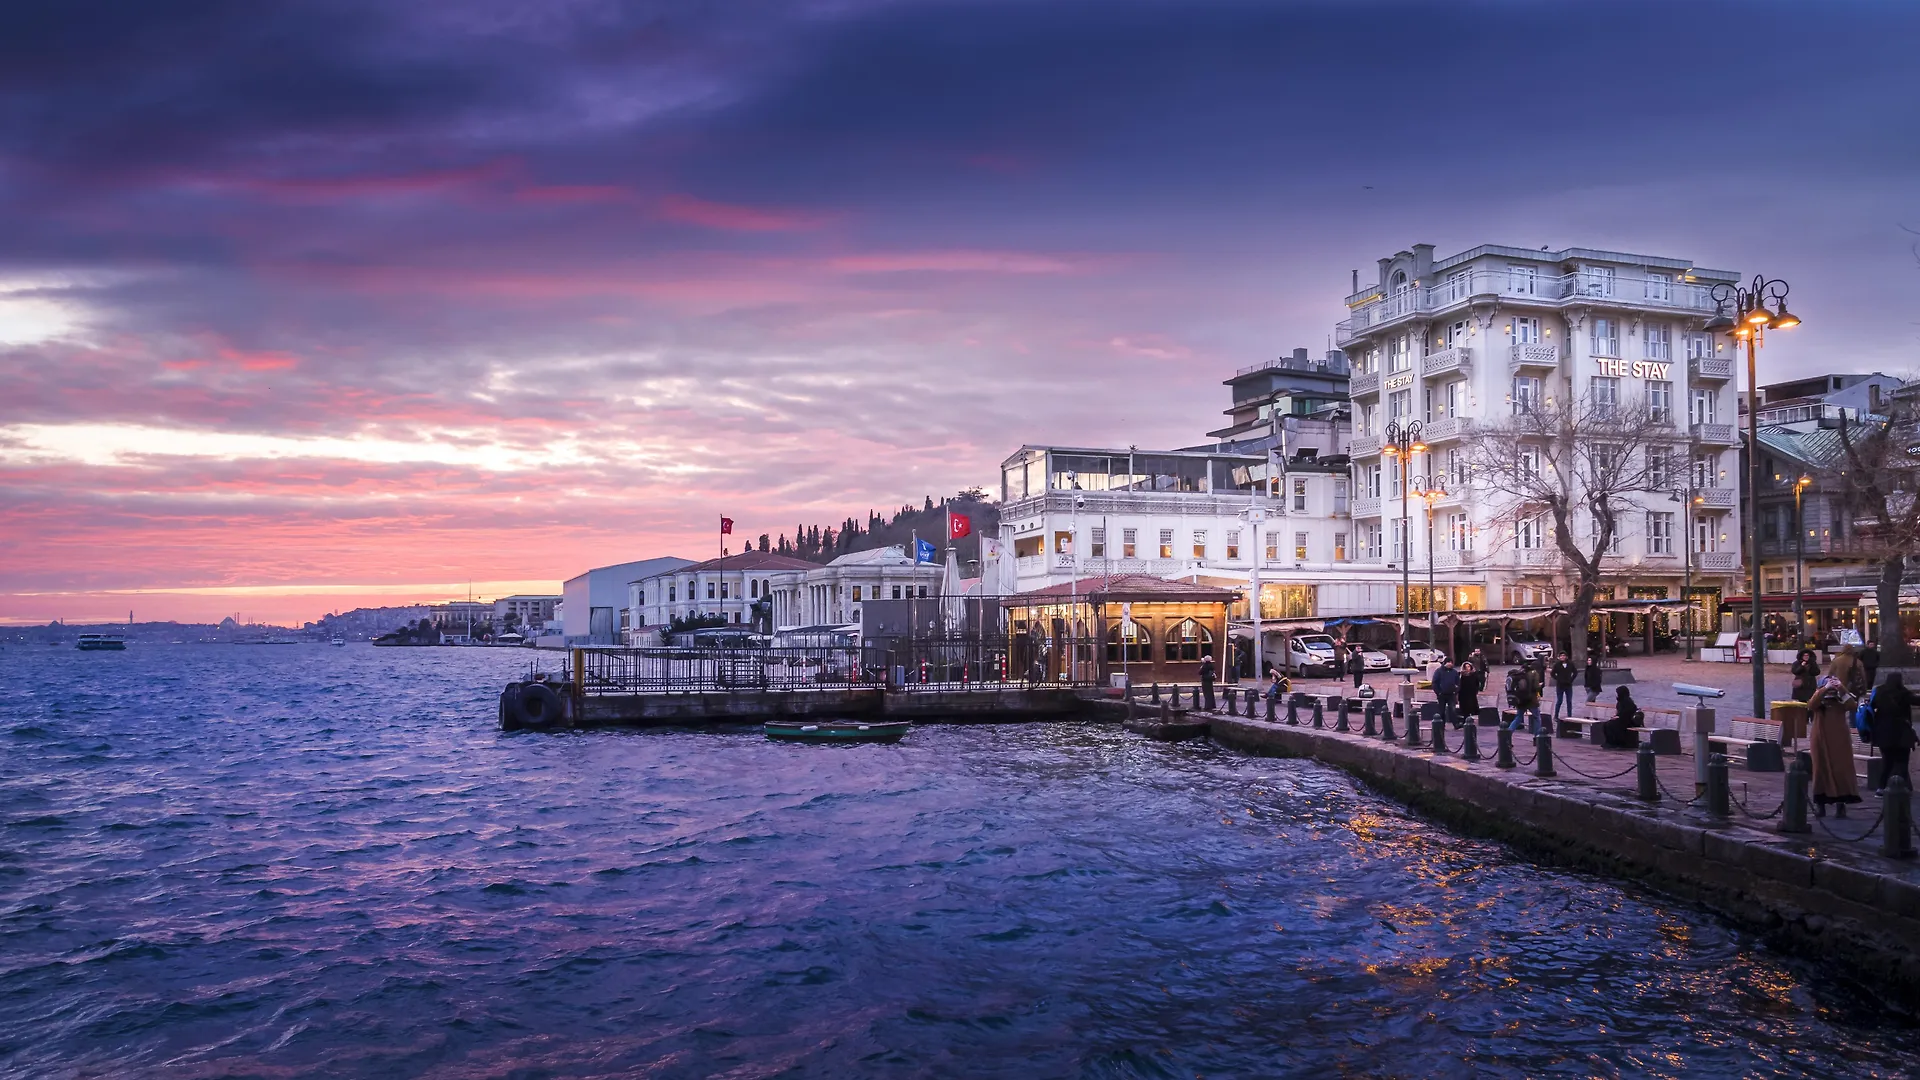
[516,682,562,729]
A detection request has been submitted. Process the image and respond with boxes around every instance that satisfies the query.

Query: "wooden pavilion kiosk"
[1002,574,1233,686]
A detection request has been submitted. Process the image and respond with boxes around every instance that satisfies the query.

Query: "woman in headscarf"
[1830,645,1866,697]
[1789,647,1820,703]
[1806,674,1863,816]
[1603,685,1640,749]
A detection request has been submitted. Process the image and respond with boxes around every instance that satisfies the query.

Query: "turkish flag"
[948,512,972,540]
[720,516,734,535]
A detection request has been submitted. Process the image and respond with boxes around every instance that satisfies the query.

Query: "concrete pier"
[503,682,1094,729]
[1195,711,1920,999]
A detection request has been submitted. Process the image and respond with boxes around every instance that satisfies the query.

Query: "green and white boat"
[764,719,910,743]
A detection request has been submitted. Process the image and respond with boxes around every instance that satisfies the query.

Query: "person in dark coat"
[1431,658,1461,728]
[1865,671,1915,794]
[1550,653,1576,720]
[1789,648,1820,703]
[1348,644,1366,690]
[1199,654,1217,712]
[1583,656,1605,704]
[1862,641,1882,692]
[1603,685,1641,749]
[1457,661,1482,723]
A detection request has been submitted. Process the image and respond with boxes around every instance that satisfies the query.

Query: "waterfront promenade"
[1168,661,1920,998]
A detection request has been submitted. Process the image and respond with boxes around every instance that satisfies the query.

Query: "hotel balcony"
[1349,371,1381,397]
[1420,346,1471,379]
[1351,496,1382,519]
[1350,433,1382,458]
[1689,356,1734,381]
[1699,551,1739,571]
[1429,550,1480,570]
[1333,268,1720,346]
[1509,343,1559,373]
[1421,416,1474,444]
[1695,486,1737,510]
[1691,422,1739,446]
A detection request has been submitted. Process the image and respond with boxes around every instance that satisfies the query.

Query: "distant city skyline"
[3,1,1917,625]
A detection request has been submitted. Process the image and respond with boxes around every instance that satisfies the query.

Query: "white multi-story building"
[769,546,946,630]
[626,551,815,639]
[492,594,560,629]
[1337,243,1746,629]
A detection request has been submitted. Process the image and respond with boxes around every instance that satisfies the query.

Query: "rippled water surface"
[2,644,1914,1077]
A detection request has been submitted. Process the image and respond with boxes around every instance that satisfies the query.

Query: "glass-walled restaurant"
[1001,447,1275,501]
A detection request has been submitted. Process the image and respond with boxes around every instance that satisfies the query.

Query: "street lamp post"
[1382,420,1427,665]
[1794,474,1812,646]
[1412,475,1447,648]
[1670,484,1704,661]
[1243,502,1268,681]
[1706,276,1802,720]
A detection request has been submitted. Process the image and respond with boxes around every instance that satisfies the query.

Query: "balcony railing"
[1001,489,1282,520]
[1691,422,1738,445]
[1420,346,1471,378]
[1350,433,1382,458]
[1509,343,1559,370]
[1422,416,1474,443]
[1334,269,1720,344]
[1696,486,1736,509]
[1351,496,1382,518]
[1350,371,1381,396]
[1689,356,1734,381]
[1429,550,1479,570]
[1699,551,1738,571]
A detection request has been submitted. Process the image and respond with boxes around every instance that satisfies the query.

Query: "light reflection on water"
[0,643,1913,1078]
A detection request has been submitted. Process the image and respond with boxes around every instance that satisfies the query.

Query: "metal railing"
[1336,270,1721,344]
[575,645,870,694]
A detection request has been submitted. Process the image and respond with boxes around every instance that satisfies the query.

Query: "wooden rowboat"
[764,719,910,743]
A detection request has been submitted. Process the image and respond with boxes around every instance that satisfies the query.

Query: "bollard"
[1706,753,1730,822]
[1404,702,1422,747]
[1224,687,1237,714]
[1379,702,1396,742]
[1285,695,1300,725]
[1247,690,1258,718]
[1150,682,1160,704]
[1534,732,1555,777]
[1265,694,1276,722]
[1460,720,1480,761]
[1883,775,1915,859]
[1495,726,1515,769]
[1361,701,1378,738]
[1160,700,1172,723]
[1779,754,1811,835]
[1334,695,1351,733]
[1429,710,1447,754]
[1636,744,1659,803]
[1311,698,1325,729]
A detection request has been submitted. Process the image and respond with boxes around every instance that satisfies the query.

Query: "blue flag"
[913,538,937,564]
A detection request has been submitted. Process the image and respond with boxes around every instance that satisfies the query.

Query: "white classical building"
[1337,243,1748,630]
[769,546,946,630]
[626,551,815,639]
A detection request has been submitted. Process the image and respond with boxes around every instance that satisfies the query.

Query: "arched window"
[1106,620,1151,663]
[1392,270,1409,291]
[1165,618,1213,662]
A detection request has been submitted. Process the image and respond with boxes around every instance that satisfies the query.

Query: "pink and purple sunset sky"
[3,0,1917,625]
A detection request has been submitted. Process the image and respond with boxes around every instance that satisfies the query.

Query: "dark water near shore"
[1,645,1913,1078]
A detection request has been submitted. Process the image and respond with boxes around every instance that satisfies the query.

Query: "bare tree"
[1464,390,1686,664]
[1833,394,1920,664]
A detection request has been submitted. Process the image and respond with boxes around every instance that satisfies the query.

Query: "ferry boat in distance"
[76,634,127,651]
[329,635,347,647]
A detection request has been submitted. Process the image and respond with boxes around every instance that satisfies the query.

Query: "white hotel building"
[992,242,1751,656]
[1339,243,1746,628]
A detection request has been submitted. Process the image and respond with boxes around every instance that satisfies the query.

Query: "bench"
[1557,703,1611,739]
[1709,718,1785,772]
[1629,709,1684,755]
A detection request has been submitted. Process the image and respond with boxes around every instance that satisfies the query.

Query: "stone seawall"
[1206,714,1920,1000]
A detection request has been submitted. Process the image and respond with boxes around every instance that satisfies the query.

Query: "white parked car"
[1404,644,1447,667]
[1359,648,1392,672]
[1286,633,1339,676]
[1504,632,1555,665]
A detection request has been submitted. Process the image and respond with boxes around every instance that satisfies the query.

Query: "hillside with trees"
[757,488,999,570]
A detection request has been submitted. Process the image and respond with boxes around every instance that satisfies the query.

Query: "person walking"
[1505,665,1541,733]
[1806,674,1863,817]
[1348,643,1366,691]
[1199,653,1217,712]
[1864,671,1914,795]
[1789,647,1820,703]
[1550,653,1576,720]
[1432,658,1461,729]
[1457,661,1482,726]
[1861,640,1882,692]
[1583,654,1604,704]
